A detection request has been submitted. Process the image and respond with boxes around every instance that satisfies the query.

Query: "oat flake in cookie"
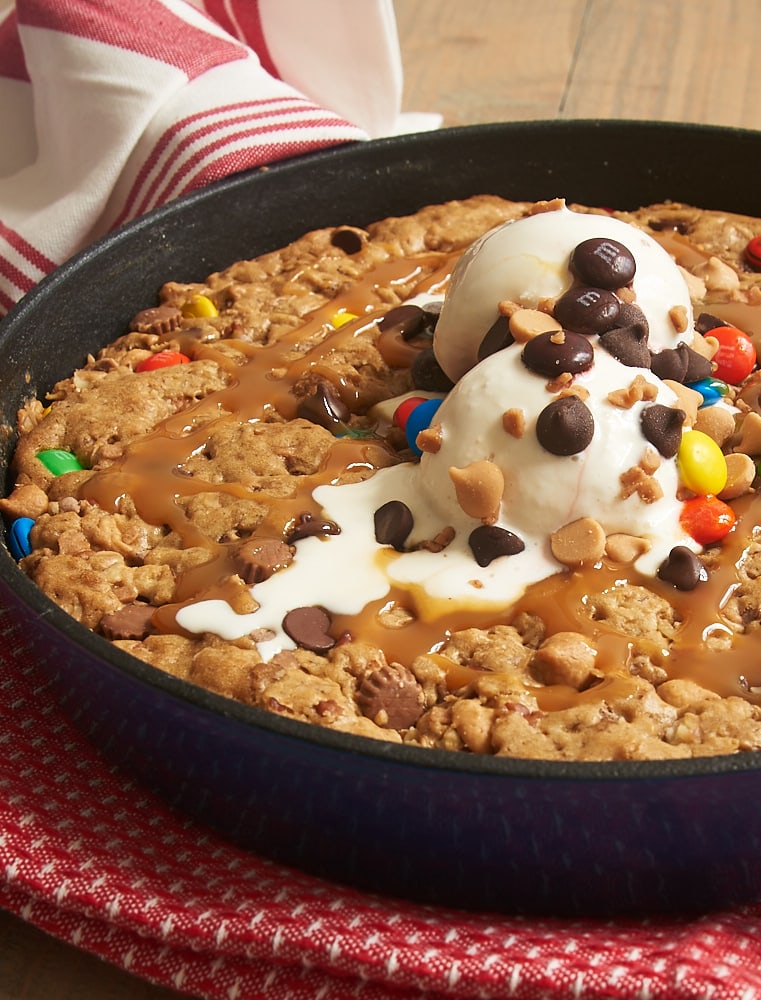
[6,195,761,761]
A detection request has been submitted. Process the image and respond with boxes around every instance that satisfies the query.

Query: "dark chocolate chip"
[521,330,594,377]
[650,342,712,384]
[374,500,413,551]
[657,546,707,591]
[378,304,426,341]
[477,314,514,361]
[282,606,336,653]
[598,324,651,368]
[696,312,727,334]
[649,345,688,382]
[421,300,443,330]
[553,286,621,335]
[233,537,294,584]
[296,380,350,430]
[356,662,425,729]
[640,404,685,458]
[570,237,636,289]
[100,602,155,641]
[411,346,455,391]
[330,226,365,254]
[616,301,649,338]
[535,395,595,456]
[468,524,525,566]
[681,344,713,383]
[286,511,341,543]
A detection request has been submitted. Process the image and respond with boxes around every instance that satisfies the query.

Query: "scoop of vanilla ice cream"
[433,205,694,382]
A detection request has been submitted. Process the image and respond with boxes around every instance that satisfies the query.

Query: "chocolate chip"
[681,344,713,383]
[649,345,687,381]
[285,511,341,543]
[233,537,294,584]
[657,546,707,591]
[378,304,426,341]
[617,302,650,337]
[598,324,651,368]
[330,226,365,254]
[296,380,350,430]
[570,237,636,289]
[553,286,621,335]
[421,300,443,330]
[521,330,594,378]
[696,312,727,334]
[356,662,425,730]
[650,342,712,384]
[477,314,514,361]
[535,395,595,456]
[468,524,525,566]
[374,500,413,551]
[282,606,336,653]
[640,404,685,458]
[100,602,155,641]
[411,347,455,392]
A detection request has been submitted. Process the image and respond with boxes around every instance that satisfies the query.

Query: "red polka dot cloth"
[4,599,761,1000]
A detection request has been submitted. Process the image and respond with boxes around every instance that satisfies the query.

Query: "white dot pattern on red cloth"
[4,601,761,1000]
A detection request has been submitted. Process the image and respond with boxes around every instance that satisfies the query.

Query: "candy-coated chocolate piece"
[708,325,756,385]
[677,429,728,496]
[9,516,34,559]
[569,237,636,289]
[405,398,442,455]
[181,293,218,318]
[744,235,761,271]
[329,310,359,328]
[687,376,730,408]
[392,396,428,429]
[679,495,736,545]
[135,350,191,373]
[36,448,83,475]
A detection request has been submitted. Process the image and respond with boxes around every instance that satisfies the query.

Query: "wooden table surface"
[3,0,761,996]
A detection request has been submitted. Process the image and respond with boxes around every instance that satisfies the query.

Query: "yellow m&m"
[677,429,727,496]
[181,293,218,318]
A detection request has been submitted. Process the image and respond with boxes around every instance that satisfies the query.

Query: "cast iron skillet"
[2,121,761,918]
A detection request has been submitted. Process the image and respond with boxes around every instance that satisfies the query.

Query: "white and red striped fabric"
[0,0,413,315]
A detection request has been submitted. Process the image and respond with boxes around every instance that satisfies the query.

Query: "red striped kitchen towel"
[0,0,409,315]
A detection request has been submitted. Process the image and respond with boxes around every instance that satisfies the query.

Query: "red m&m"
[679,495,736,545]
[744,236,761,271]
[135,350,191,373]
[708,325,756,385]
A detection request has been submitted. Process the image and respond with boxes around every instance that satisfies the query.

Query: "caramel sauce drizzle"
[78,241,761,710]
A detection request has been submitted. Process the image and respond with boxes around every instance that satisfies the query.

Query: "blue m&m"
[8,517,34,560]
[686,377,730,408]
[404,398,443,456]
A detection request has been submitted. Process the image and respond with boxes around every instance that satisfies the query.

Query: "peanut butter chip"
[694,405,736,447]
[508,308,562,343]
[690,330,718,361]
[662,380,702,426]
[550,517,606,566]
[719,453,756,500]
[416,423,442,454]
[668,305,689,333]
[735,412,761,456]
[449,460,504,524]
[693,255,741,292]
[605,532,652,563]
[502,408,526,438]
